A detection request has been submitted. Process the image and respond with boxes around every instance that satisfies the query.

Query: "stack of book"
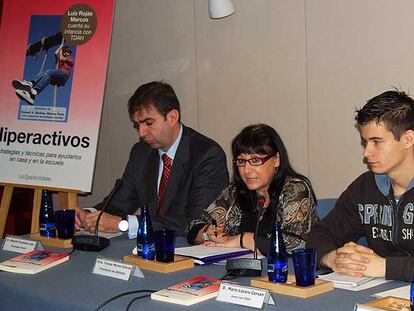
[0,249,69,274]
[151,276,221,306]
[354,296,410,311]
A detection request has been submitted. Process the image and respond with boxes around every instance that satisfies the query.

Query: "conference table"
[0,234,408,311]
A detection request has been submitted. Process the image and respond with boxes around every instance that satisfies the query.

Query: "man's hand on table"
[321,241,385,278]
[73,206,121,233]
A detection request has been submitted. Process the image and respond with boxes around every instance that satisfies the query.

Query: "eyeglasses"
[233,154,274,167]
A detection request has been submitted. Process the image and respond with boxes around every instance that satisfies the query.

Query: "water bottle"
[39,190,56,237]
[410,272,414,311]
[267,221,288,283]
[136,204,155,260]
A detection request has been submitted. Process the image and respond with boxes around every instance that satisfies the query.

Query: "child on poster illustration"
[12,15,76,123]
[13,45,74,105]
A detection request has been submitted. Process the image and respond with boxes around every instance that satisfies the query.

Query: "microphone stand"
[72,179,123,252]
[225,195,266,277]
[253,197,265,260]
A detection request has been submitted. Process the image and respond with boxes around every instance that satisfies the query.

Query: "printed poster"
[0,0,115,191]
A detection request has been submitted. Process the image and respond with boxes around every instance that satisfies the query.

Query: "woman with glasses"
[186,124,318,255]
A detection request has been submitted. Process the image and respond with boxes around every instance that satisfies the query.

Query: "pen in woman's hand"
[212,219,218,237]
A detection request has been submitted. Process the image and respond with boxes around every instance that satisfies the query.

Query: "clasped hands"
[323,241,386,278]
[73,206,121,233]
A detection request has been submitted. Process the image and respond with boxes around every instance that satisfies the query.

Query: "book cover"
[0,0,114,192]
[0,249,69,274]
[151,276,221,306]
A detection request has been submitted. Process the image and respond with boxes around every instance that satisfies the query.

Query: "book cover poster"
[0,0,114,191]
[17,15,76,122]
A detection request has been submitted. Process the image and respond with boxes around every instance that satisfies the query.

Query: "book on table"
[174,244,252,265]
[373,285,410,300]
[317,272,375,287]
[353,296,410,311]
[0,249,69,274]
[151,275,221,306]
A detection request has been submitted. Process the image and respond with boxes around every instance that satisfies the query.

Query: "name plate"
[2,235,37,253]
[216,281,274,309]
[92,256,143,281]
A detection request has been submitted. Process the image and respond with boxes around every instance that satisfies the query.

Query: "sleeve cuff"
[83,207,97,213]
[127,215,138,239]
[385,256,414,281]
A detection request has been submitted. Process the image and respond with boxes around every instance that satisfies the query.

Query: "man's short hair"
[355,90,414,140]
[128,81,181,121]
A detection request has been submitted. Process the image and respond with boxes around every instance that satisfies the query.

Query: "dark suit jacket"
[95,125,229,235]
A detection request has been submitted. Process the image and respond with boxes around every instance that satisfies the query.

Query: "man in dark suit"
[75,81,229,236]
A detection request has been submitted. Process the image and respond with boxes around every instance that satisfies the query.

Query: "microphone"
[253,195,266,259]
[72,179,123,252]
[225,195,265,277]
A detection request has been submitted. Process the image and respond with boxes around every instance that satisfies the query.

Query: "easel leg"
[0,186,13,239]
[31,189,42,234]
[67,192,78,208]
[59,191,78,209]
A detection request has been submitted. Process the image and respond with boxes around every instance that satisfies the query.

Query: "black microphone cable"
[220,271,240,280]
[125,293,153,311]
[94,179,123,237]
[93,289,157,311]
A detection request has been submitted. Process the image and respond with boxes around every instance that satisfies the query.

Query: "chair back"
[316,198,368,246]
[316,198,337,220]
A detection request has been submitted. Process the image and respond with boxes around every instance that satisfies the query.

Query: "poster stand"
[0,182,84,239]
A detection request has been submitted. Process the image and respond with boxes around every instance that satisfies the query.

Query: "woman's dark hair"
[231,124,316,223]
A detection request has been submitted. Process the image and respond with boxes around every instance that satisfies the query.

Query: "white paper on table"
[318,272,375,286]
[372,285,410,299]
[353,304,386,311]
[175,245,248,257]
[132,245,251,264]
[333,278,390,291]
[174,245,252,265]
